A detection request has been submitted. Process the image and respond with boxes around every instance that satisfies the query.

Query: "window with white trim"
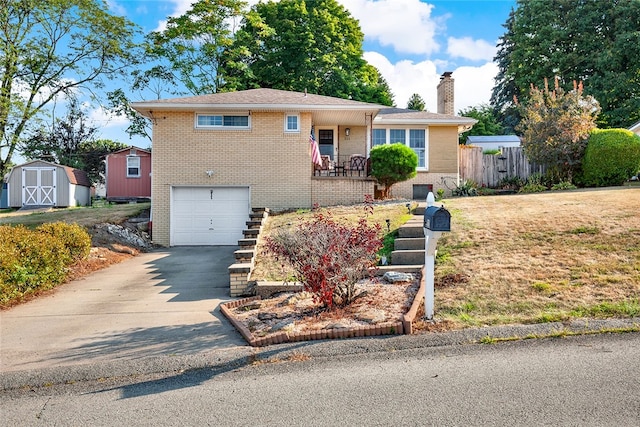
[389,129,406,144]
[372,127,428,169]
[409,129,426,168]
[372,129,386,146]
[196,114,250,129]
[127,156,141,178]
[284,114,300,132]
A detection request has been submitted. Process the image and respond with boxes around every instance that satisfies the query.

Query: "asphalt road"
[2,332,639,426]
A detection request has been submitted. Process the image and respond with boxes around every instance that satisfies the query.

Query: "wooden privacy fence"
[459,146,546,187]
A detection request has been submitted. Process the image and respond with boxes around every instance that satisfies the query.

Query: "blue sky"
[96,0,516,147]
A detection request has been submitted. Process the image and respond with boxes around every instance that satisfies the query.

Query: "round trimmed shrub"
[370,143,418,199]
[580,129,640,187]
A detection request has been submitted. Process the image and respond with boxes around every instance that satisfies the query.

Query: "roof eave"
[131,102,383,118]
[373,118,478,126]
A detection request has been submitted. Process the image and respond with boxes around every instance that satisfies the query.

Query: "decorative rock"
[271,319,295,332]
[257,312,275,320]
[357,309,387,324]
[382,271,415,283]
[326,323,350,330]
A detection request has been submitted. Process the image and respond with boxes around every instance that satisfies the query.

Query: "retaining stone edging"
[221,270,426,347]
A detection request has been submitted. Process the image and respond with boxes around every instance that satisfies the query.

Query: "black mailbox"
[424,205,451,232]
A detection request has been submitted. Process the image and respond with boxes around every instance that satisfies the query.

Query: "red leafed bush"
[265,199,382,309]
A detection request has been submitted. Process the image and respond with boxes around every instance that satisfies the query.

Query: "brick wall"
[151,111,316,246]
[311,177,376,207]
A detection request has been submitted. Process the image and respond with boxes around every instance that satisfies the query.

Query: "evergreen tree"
[491,0,640,129]
[407,94,426,111]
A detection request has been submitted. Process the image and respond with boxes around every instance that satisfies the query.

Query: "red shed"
[105,146,151,202]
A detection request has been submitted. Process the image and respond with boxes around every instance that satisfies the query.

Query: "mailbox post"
[423,192,451,320]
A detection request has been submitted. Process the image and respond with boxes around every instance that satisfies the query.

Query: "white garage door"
[171,186,250,246]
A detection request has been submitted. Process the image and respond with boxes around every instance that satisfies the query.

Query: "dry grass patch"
[251,202,414,281]
[435,188,640,328]
[0,203,150,228]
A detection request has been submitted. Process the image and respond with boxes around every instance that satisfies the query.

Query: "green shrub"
[0,222,91,306]
[453,179,478,196]
[370,143,418,199]
[497,176,524,191]
[519,173,547,193]
[580,129,640,187]
[483,149,501,155]
[36,222,91,262]
[551,180,577,191]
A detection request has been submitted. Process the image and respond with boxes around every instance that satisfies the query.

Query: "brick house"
[131,73,475,247]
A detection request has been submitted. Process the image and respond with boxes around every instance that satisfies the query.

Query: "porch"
[313,154,370,177]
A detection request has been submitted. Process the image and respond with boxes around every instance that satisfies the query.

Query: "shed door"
[171,187,250,246]
[22,167,56,206]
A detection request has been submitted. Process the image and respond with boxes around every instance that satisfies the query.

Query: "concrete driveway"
[0,247,247,374]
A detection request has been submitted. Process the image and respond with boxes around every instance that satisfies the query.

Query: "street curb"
[2,318,639,391]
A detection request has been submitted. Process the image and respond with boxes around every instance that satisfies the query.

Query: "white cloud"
[365,51,439,109]
[106,0,127,16]
[365,52,498,112]
[447,37,497,62]
[342,0,442,55]
[88,106,129,129]
[452,62,499,112]
[153,0,195,32]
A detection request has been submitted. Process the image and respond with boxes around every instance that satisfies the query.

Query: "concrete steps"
[390,204,425,266]
[229,208,270,297]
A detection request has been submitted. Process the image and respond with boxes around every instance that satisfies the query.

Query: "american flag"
[309,126,322,166]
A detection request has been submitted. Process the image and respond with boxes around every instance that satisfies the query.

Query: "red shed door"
[171,186,250,246]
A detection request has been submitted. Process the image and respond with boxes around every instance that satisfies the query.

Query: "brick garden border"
[221,267,426,347]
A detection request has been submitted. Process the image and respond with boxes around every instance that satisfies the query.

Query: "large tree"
[21,98,127,183]
[491,0,640,129]
[21,98,97,169]
[0,0,140,184]
[149,0,247,96]
[517,78,600,182]
[221,0,394,105]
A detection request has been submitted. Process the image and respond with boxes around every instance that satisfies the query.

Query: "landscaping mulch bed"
[222,275,422,346]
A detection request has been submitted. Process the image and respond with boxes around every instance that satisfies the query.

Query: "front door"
[318,129,334,159]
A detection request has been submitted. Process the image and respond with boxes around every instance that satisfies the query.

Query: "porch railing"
[313,154,370,177]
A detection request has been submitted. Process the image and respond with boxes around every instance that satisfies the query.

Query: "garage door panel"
[171,187,250,246]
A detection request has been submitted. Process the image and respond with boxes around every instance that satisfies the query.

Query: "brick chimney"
[437,71,454,115]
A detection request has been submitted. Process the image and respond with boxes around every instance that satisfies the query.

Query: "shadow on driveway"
[0,246,248,373]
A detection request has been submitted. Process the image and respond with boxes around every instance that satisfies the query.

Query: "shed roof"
[7,160,91,187]
[107,146,151,156]
[467,135,521,143]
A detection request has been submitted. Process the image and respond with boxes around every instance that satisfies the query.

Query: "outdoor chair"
[344,154,367,176]
[314,155,335,176]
